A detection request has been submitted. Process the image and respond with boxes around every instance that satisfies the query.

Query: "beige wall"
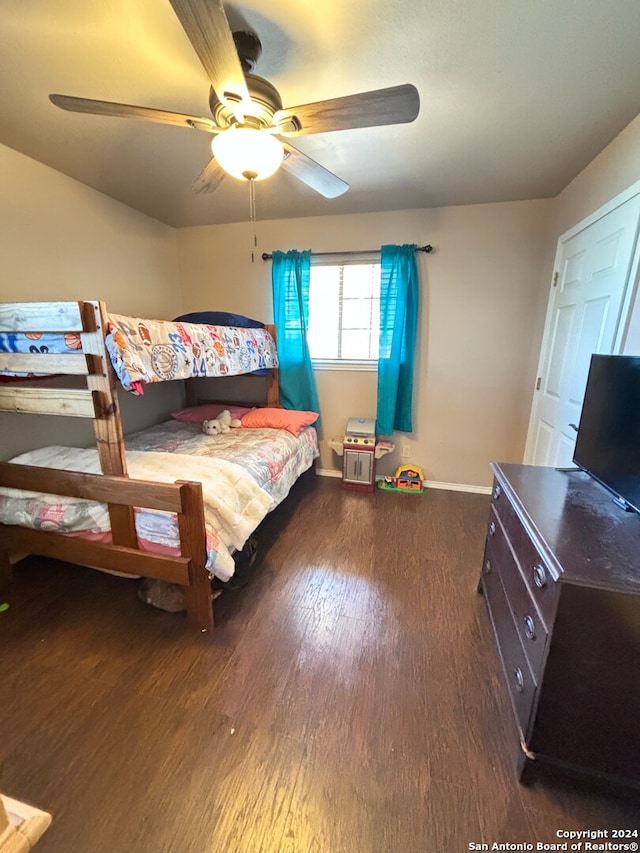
[0,144,183,459]
[177,201,552,487]
[527,114,640,389]
[552,114,640,239]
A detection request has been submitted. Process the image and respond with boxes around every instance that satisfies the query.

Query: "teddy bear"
[202,409,242,436]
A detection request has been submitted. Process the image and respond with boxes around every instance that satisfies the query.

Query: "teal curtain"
[271,249,320,418]
[376,244,419,435]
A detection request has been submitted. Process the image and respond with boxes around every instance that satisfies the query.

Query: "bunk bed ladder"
[80,300,138,547]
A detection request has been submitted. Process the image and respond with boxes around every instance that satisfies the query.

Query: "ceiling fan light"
[212,127,284,181]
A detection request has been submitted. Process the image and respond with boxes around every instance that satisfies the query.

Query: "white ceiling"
[2,0,640,228]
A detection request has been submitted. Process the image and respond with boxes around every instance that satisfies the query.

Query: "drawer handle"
[523,614,536,641]
[484,559,492,575]
[513,667,525,693]
[493,484,501,500]
[488,521,496,537]
[532,564,547,589]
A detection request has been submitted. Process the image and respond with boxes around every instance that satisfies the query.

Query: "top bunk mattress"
[106,314,278,392]
[0,311,278,393]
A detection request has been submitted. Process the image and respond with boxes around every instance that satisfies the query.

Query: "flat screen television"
[573,354,640,514]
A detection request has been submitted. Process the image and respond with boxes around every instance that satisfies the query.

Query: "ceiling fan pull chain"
[248,177,257,264]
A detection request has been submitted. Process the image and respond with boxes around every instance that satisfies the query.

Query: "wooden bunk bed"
[0,300,296,633]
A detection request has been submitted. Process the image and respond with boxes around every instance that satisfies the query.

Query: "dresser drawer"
[491,481,560,631]
[481,545,537,739]
[488,507,549,681]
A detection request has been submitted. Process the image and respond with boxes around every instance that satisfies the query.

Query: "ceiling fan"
[49,0,420,200]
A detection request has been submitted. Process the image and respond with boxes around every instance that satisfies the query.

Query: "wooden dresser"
[479,462,640,790]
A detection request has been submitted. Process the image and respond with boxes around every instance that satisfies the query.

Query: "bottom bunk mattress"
[0,421,319,581]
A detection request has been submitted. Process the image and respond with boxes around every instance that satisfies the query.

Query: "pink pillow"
[171,404,253,424]
[239,407,319,436]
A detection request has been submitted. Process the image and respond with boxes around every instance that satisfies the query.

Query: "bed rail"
[0,462,213,631]
[264,323,280,407]
[0,300,138,546]
[0,302,94,416]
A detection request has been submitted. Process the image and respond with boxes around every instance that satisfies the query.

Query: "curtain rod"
[261,244,433,261]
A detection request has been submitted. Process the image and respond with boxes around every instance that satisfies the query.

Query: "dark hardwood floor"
[1,477,638,853]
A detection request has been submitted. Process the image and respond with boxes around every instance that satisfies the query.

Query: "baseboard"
[423,480,492,495]
[315,468,342,479]
[315,468,492,494]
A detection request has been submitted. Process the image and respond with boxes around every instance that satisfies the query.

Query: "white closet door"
[525,189,640,468]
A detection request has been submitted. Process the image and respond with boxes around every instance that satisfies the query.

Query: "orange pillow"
[239,407,319,436]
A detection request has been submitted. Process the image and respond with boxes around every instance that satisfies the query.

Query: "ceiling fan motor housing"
[209,73,283,129]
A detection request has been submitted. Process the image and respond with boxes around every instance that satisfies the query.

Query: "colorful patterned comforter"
[0,423,318,581]
[106,314,278,393]
[0,313,278,394]
[126,420,318,509]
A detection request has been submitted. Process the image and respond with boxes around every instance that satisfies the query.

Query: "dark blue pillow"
[173,311,264,329]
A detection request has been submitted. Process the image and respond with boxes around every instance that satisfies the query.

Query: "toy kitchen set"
[329,418,394,492]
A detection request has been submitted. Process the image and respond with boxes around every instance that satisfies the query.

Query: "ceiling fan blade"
[192,157,226,194]
[167,0,250,120]
[49,94,218,132]
[281,143,349,199]
[274,84,420,136]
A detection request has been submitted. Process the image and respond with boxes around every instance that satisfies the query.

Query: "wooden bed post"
[80,301,138,549]
[177,481,214,632]
[184,379,198,408]
[264,324,280,407]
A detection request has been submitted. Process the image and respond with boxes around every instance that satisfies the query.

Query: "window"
[307,258,380,368]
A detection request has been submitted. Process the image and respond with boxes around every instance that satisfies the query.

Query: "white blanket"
[0,446,273,582]
[127,451,272,553]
